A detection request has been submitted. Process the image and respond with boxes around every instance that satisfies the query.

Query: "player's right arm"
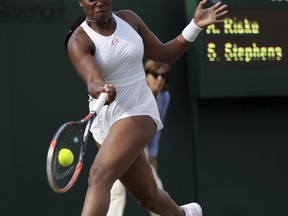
[67,27,115,103]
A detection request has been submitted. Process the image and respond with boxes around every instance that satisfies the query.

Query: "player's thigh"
[92,116,157,181]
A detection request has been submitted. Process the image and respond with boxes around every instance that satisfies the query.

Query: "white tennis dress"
[80,14,163,144]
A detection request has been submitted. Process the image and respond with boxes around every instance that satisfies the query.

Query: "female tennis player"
[65,0,228,215]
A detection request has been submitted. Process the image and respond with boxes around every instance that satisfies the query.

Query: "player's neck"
[86,15,113,24]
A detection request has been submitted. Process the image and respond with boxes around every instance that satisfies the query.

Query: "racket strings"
[52,124,83,189]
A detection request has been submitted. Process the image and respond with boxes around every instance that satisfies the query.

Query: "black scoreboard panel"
[206,10,287,67]
[187,0,288,97]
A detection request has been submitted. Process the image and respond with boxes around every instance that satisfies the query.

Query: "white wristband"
[182,19,203,42]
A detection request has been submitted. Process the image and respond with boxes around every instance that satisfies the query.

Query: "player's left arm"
[116,0,227,64]
[115,10,190,64]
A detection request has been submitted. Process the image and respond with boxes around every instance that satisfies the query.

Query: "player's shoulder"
[67,24,94,55]
[114,10,143,29]
[114,10,139,19]
[70,26,90,46]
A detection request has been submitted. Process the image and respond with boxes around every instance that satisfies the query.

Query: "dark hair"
[65,15,86,51]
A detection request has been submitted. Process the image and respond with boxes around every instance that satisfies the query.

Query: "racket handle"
[90,93,107,114]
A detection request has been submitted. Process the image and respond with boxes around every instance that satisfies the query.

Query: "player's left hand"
[193,0,228,28]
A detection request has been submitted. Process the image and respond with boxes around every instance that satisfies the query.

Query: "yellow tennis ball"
[58,148,74,167]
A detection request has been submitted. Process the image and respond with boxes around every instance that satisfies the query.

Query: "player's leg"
[81,115,201,216]
[107,180,126,216]
[119,151,185,216]
[81,116,158,216]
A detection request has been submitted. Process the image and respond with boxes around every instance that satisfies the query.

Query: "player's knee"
[87,166,100,186]
[87,165,109,188]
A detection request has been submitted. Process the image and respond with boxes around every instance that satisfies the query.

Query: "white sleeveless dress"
[80,14,163,144]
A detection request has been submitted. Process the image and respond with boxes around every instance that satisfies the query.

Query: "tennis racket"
[46,93,107,193]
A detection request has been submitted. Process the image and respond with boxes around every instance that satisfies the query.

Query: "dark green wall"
[191,97,288,216]
[1,1,288,216]
[0,1,92,215]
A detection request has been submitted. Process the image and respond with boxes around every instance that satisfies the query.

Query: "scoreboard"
[186,0,288,97]
[206,10,287,67]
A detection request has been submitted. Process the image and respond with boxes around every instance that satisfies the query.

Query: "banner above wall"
[0,0,65,23]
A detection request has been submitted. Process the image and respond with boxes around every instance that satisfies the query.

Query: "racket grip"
[90,93,107,114]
